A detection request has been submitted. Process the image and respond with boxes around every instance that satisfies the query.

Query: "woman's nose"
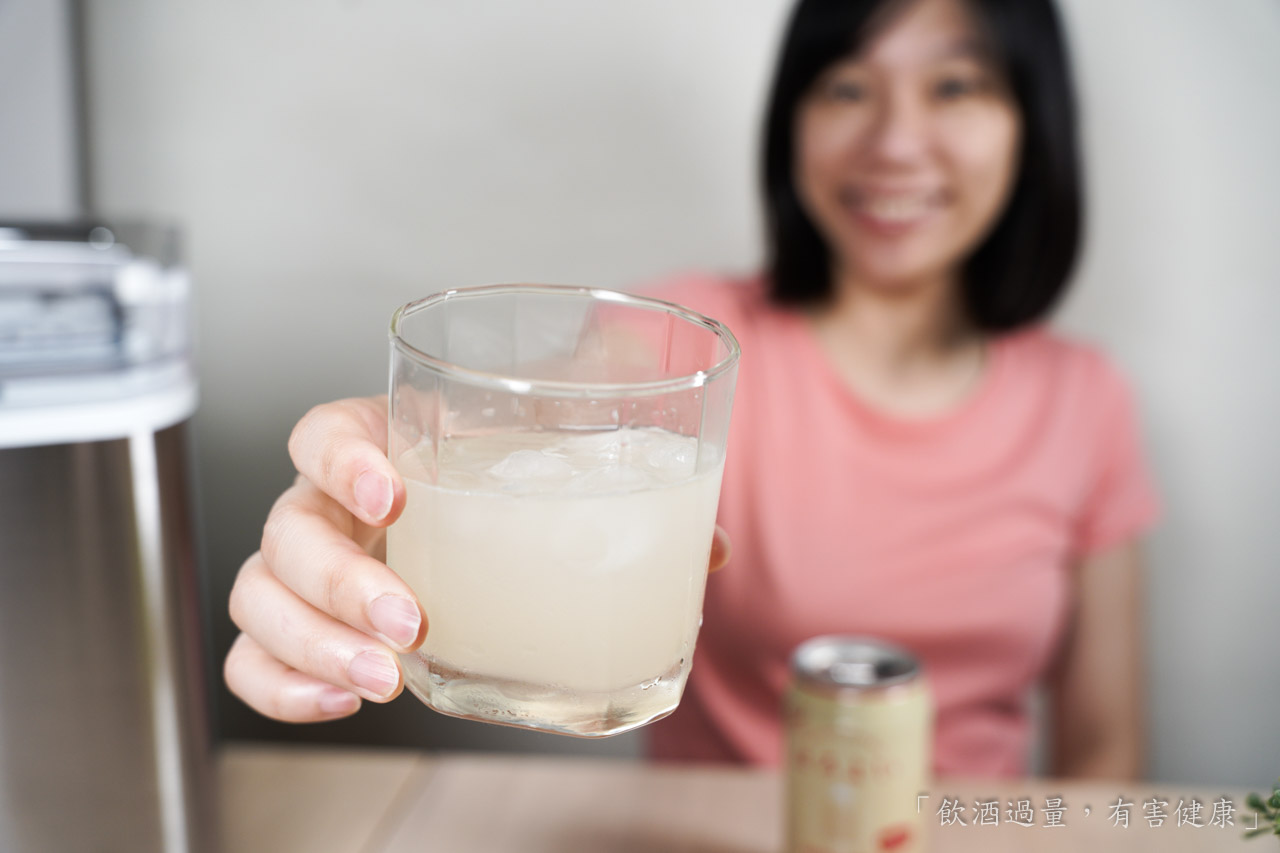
[862,90,931,164]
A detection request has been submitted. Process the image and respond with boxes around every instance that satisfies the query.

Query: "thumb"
[709,525,731,573]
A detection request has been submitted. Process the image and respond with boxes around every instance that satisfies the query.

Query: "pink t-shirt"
[642,274,1160,777]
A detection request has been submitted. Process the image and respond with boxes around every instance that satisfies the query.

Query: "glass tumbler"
[386,284,739,737]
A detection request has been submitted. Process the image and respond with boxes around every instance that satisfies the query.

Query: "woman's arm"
[1047,541,1147,780]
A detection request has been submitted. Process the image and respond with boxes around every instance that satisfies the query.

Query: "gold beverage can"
[785,636,933,853]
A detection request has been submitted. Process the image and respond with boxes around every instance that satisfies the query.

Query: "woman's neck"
[808,268,988,418]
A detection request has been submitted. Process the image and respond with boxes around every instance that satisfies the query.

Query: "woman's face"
[793,0,1021,293]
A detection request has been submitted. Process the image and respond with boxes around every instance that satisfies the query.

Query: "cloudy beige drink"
[387,426,723,737]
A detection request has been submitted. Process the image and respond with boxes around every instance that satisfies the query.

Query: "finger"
[288,396,404,528]
[224,633,363,723]
[229,553,405,703]
[261,485,426,652]
[709,524,731,573]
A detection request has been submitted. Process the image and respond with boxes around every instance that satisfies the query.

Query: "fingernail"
[354,470,393,522]
[348,651,399,698]
[318,686,361,716]
[369,594,422,649]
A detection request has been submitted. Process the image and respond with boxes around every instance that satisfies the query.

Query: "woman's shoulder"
[998,325,1140,418]
[1002,325,1131,385]
[634,272,770,329]
[1000,329,1159,552]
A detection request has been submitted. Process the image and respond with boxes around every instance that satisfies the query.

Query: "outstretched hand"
[225,395,729,723]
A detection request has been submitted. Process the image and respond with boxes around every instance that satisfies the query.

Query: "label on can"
[785,636,933,853]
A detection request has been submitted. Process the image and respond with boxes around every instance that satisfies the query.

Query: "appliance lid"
[0,221,199,448]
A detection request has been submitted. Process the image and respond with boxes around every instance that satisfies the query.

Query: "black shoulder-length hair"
[761,0,1082,333]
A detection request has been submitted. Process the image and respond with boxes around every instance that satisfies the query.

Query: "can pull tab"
[830,660,878,686]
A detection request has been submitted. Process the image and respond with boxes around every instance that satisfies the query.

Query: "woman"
[226,0,1157,779]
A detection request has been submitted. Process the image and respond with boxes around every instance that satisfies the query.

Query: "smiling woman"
[634,0,1154,779]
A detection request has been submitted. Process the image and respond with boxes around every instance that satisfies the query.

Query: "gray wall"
[0,0,82,218]
[1053,0,1280,789]
[79,1,1280,786]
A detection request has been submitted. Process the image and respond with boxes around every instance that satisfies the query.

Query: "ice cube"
[487,449,574,487]
[645,439,697,476]
[572,463,656,495]
[555,430,626,467]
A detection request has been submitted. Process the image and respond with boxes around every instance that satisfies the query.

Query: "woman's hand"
[225,396,422,722]
[224,394,731,723]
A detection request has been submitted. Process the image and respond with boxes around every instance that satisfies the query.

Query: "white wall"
[81,1,1280,785]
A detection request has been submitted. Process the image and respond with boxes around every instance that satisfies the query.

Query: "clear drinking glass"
[386,284,740,737]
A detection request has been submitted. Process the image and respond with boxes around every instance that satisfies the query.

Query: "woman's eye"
[934,77,983,100]
[826,81,866,102]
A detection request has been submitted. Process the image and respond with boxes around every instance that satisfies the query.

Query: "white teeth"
[860,195,932,222]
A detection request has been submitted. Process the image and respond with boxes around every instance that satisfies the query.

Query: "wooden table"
[219,743,1259,852]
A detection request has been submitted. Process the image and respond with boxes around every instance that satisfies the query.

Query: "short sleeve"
[1073,360,1161,556]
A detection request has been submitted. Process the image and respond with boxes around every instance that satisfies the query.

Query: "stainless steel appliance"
[0,222,214,852]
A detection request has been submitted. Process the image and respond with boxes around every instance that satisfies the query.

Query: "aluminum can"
[785,636,932,853]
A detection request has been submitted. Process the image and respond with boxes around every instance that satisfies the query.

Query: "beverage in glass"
[386,285,739,737]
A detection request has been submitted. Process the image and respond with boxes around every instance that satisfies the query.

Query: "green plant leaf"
[1242,781,1280,841]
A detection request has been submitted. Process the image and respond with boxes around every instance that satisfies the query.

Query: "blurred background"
[3,0,1277,788]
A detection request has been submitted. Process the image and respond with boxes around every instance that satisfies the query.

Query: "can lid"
[791,636,919,689]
